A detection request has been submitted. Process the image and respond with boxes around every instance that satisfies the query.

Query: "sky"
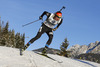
[0,0,100,50]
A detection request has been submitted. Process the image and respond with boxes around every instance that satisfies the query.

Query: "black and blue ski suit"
[23,11,63,50]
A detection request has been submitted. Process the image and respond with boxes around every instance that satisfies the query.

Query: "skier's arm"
[39,11,50,20]
[53,19,63,31]
[57,19,63,28]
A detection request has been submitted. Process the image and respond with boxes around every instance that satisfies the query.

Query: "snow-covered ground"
[0,46,100,67]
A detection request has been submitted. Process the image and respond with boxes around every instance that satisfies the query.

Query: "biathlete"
[20,11,63,55]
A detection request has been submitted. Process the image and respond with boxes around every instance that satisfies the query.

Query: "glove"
[52,28,57,31]
[39,16,43,20]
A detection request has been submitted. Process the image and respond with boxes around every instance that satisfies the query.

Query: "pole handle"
[60,6,66,12]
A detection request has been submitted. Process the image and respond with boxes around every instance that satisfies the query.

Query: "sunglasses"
[55,15,61,18]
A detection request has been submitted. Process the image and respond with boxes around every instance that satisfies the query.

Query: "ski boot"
[20,48,24,56]
[20,45,28,56]
[42,47,48,56]
[20,42,31,56]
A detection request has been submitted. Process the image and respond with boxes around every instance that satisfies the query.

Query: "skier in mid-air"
[20,10,63,55]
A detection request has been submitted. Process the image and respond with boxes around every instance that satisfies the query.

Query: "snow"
[0,46,100,67]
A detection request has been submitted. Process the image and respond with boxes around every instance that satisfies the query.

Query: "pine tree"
[21,33,25,47]
[4,22,9,34]
[15,33,20,48]
[0,22,9,46]
[0,16,1,32]
[10,30,15,47]
[15,33,24,48]
[60,38,69,56]
[3,22,9,47]
[0,16,1,45]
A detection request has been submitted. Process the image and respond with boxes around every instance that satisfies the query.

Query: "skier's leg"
[42,31,53,55]
[46,32,53,45]
[22,26,44,51]
[29,32,43,43]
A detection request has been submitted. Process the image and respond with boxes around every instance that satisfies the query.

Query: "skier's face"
[54,15,60,21]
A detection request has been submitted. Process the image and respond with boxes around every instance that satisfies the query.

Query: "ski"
[35,52,63,63]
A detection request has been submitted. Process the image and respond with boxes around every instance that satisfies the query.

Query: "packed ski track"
[0,46,100,67]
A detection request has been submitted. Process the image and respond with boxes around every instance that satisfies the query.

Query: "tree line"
[0,18,24,48]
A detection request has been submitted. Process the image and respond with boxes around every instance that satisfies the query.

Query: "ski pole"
[22,19,40,27]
